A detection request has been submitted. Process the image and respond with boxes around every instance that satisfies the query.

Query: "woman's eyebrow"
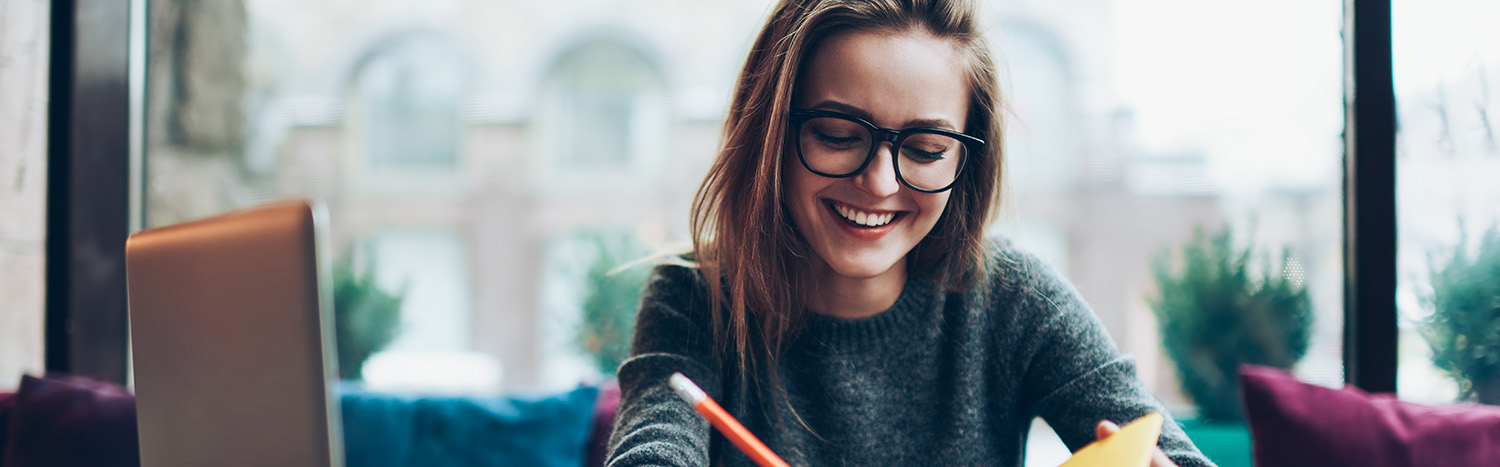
[807,100,958,131]
[903,118,957,131]
[809,100,873,120]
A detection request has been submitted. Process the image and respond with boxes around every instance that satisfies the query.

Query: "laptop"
[126,200,345,467]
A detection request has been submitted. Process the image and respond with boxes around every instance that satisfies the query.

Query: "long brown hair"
[689,0,1004,398]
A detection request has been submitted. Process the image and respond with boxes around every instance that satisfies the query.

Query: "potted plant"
[1148,225,1313,467]
[332,251,405,381]
[573,231,653,377]
[1420,226,1500,404]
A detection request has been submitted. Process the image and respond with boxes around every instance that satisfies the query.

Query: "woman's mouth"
[828,201,900,228]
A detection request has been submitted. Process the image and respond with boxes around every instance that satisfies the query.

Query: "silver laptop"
[126,200,344,467]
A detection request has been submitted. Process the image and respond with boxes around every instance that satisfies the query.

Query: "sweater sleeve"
[1010,253,1217,467]
[605,264,720,467]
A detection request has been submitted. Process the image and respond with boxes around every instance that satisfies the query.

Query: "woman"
[606,1,1213,466]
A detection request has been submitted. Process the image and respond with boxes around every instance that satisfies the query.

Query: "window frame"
[1343,0,1399,393]
[44,0,137,383]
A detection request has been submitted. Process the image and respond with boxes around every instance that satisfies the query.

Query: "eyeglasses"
[789,109,982,193]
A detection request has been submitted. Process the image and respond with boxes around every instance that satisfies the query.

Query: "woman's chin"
[822,256,904,281]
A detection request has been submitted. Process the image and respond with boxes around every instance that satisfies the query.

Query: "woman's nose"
[852,143,902,198]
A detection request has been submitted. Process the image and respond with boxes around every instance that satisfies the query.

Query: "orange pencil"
[669,372,791,467]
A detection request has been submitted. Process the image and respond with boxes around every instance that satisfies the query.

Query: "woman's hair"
[689,0,1004,396]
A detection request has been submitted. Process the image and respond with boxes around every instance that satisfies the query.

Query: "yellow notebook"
[1057,412,1164,467]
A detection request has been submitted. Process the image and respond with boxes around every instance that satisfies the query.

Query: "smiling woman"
[604,1,1211,466]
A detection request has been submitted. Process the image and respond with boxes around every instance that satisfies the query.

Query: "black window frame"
[45,0,135,383]
[1343,0,1398,393]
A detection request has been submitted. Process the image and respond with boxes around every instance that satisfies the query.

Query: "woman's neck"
[806,258,908,319]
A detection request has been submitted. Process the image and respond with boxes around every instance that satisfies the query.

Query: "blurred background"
[134,0,1353,400]
[2,0,1497,465]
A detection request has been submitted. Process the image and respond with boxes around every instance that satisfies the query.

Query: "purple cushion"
[3,375,139,467]
[585,380,622,467]
[1,391,16,460]
[1240,365,1500,467]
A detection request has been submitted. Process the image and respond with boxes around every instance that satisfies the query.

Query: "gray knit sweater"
[605,239,1215,467]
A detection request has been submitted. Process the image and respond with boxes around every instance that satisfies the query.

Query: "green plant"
[1149,225,1313,422]
[1420,226,1500,404]
[574,231,652,377]
[332,251,404,381]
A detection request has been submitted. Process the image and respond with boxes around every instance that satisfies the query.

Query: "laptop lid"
[126,200,344,467]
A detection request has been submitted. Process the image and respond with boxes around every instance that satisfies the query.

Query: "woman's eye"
[901,145,947,162]
[813,129,863,149]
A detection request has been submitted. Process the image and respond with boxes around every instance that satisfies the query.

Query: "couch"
[0,375,623,467]
[8,368,1499,466]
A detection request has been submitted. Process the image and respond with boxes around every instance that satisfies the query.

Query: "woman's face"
[785,29,970,282]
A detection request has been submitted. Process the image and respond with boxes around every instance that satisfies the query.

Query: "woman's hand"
[1094,420,1179,467]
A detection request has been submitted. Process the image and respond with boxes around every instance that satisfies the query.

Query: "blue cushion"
[340,385,600,467]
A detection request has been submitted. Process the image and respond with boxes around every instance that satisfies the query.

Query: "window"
[359,228,472,352]
[532,37,669,195]
[537,228,655,390]
[987,2,1345,465]
[353,227,496,393]
[142,0,757,393]
[1393,0,1500,404]
[0,0,48,390]
[348,36,465,171]
[994,19,1080,196]
[122,4,1368,466]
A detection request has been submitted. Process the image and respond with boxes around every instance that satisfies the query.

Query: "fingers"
[1094,420,1121,440]
[1149,449,1179,467]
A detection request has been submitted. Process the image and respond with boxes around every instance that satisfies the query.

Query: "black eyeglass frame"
[789,109,984,193]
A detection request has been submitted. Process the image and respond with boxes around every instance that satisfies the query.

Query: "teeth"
[833,202,896,227]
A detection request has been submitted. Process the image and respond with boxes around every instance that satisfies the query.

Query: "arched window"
[349,36,465,170]
[534,37,668,192]
[993,20,1079,193]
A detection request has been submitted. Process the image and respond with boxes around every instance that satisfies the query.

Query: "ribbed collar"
[801,275,937,349]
